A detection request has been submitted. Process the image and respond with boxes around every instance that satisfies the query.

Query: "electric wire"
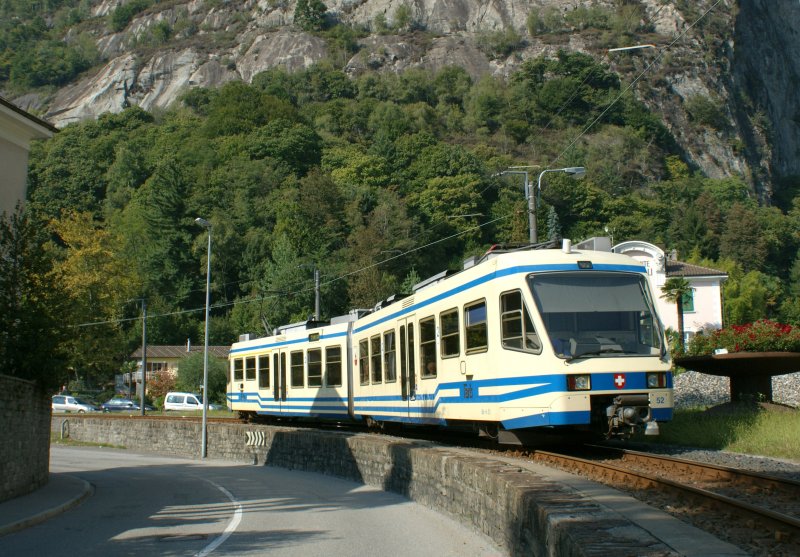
[73,1,725,329]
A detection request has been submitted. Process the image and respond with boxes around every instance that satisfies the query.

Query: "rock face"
[731,0,800,192]
[8,0,800,193]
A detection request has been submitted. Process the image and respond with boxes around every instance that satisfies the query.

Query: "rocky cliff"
[9,0,800,196]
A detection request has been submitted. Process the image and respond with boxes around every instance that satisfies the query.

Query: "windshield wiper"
[565,348,629,362]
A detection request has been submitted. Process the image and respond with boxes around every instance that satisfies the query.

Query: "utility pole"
[140,298,147,416]
[195,217,212,459]
[494,166,539,244]
[313,267,320,321]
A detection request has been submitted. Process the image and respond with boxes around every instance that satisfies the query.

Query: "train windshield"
[528,272,663,360]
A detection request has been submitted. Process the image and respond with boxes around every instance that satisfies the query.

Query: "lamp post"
[535,167,586,243]
[607,44,656,53]
[195,217,212,459]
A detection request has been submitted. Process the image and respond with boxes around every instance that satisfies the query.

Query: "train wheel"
[364,416,384,431]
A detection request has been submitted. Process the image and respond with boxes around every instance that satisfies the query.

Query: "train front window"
[529,272,662,359]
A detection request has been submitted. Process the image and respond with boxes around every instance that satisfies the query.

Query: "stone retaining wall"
[52,416,675,556]
[2,375,50,502]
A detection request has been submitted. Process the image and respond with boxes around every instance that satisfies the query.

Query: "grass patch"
[638,405,800,461]
[50,431,125,449]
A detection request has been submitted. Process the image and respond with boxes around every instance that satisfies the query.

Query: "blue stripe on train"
[229,371,672,429]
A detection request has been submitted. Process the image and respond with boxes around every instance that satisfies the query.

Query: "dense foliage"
[4,5,797,389]
[0,208,68,390]
[687,321,800,355]
[0,0,100,90]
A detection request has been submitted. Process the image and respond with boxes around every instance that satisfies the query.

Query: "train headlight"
[567,374,591,391]
[647,372,666,388]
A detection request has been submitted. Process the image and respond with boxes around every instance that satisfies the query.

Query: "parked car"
[164,392,224,411]
[52,394,101,413]
[100,398,155,412]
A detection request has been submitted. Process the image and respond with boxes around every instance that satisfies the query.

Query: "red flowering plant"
[686,320,800,356]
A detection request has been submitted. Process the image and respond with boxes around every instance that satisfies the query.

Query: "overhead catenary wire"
[73,212,514,327]
[549,0,726,168]
[74,1,726,329]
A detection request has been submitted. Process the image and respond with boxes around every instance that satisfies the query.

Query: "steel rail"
[531,449,800,540]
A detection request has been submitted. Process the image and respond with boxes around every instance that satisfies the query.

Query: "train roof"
[230,238,645,351]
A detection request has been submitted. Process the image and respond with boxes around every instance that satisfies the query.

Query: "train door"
[399,317,417,417]
[272,350,287,412]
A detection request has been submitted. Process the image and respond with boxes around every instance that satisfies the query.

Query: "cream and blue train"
[227,242,673,443]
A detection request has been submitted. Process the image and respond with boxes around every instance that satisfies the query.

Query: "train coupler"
[605,394,656,438]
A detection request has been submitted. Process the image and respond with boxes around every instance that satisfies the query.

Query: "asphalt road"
[1,446,502,556]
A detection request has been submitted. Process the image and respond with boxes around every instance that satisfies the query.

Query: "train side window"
[501,290,541,353]
[440,308,460,358]
[420,316,437,378]
[465,299,488,353]
[233,358,243,381]
[384,330,397,382]
[307,348,322,387]
[370,334,383,383]
[258,355,270,389]
[326,346,342,387]
[359,339,369,385]
[245,357,256,381]
[290,350,304,388]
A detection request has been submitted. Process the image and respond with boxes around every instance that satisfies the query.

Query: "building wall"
[680,278,725,333]
[615,241,725,336]
[1,375,51,502]
[0,136,29,216]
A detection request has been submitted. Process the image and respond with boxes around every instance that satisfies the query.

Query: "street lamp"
[535,167,586,243]
[607,44,656,53]
[195,217,212,459]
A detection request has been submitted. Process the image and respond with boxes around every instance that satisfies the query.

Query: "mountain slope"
[4,0,799,197]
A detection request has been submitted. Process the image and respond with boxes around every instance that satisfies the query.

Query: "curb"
[0,476,94,537]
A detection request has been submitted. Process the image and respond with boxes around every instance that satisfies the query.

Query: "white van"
[164,392,204,411]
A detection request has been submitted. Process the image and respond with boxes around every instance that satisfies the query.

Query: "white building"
[0,96,57,216]
[613,240,727,340]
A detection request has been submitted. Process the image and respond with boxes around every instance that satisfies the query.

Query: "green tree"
[719,203,767,272]
[0,207,68,391]
[294,0,327,32]
[48,211,138,386]
[175,352,228,404]
[661,277,691,352]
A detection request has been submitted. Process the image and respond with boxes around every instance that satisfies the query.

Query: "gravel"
[653,369,800,477]
[673,370,800,409]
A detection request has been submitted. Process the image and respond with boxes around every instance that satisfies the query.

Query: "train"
[226,240,674,444]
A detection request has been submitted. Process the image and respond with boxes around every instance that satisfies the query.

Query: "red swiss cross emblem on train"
[614,373,626,389]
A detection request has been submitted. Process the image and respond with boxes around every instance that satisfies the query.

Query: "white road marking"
[196,479,242,557]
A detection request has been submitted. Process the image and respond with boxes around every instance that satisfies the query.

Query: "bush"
[475,27,524,60]
[526,7,563,35]
[685,94,727,130]
[109,0,152,32]
[294,0,327,32]
[687,320,800,355]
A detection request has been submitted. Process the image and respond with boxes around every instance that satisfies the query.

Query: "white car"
[164,392,223,411]
[52,394,100,413]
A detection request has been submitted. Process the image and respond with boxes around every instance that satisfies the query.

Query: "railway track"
[63,413,800,553]
[527,445,800,556]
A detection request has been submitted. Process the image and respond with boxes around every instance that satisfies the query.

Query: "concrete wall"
[52,416,674,556]
[1,375,51,502]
